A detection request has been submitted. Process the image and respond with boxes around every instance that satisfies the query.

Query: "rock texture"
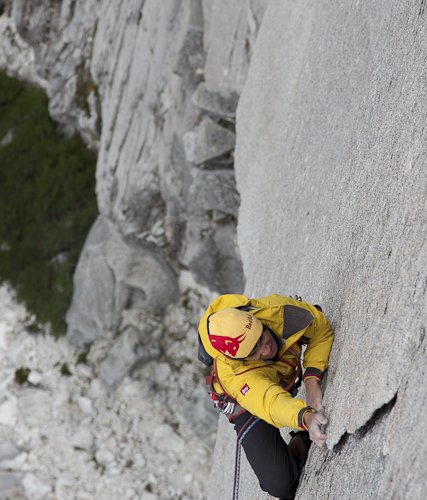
[217,0,426,498]
[0,284,216,499]
[0,1,269,499]
[66,216,179,348]
[0,0,264,300]
[3,0,424,499]
[0,5,45,87]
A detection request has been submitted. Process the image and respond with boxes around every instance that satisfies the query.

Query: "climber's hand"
[303,411,328,448]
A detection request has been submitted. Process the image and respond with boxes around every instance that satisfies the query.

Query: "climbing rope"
[232,416,259,500]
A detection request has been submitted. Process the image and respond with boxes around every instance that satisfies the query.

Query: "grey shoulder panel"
[283,305,314,338]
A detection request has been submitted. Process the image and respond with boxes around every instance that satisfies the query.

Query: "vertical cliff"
[1,0,425,498]
[0,1,269,498]
[211,1,425,499]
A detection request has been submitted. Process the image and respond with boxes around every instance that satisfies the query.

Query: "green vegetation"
[15,367,31,385]
[0,72,98,336]
[217,117,235,132]
[75,61,102,136]
[76,351,89,364]
[206,209,214,220]
[60,363,72,376]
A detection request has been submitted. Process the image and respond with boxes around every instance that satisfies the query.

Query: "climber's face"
[245,327,278,361]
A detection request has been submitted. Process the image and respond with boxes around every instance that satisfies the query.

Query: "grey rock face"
[189,169,240,219]
[10,0,100,147]
[183,384,219,438]
[0,285,215,499]
[0,0,271,299]
[182,169,244,293]
[12,0,271,402]
[0,6,45,87]
[224,0,427,499]
[17,388,52,427]
[99,323,162,387]
[66,218,119,346]
[192,82,239,121]
[202,0,269,97]
[184,223,244,294]
[192,116,236,166]
[299,340,427,500]
[0,442,25,467]
[0,472,24,497]
[0,1,270,497]
[174,0,204,76]
[66,216,179,347]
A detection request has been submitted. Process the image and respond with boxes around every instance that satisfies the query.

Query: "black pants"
[233,412,300,499]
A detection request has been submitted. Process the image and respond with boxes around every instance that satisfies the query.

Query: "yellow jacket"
[198,294,334,430]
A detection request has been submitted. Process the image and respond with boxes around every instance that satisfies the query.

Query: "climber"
[198,293,334,500]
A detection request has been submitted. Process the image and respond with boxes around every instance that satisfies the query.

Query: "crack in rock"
[332,393,398,453]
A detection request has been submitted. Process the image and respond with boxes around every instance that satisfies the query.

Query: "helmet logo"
[209,333,246,357]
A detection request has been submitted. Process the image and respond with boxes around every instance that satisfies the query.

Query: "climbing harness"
[205,359,248,421]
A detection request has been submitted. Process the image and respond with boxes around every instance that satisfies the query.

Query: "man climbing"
[198,293,334,499]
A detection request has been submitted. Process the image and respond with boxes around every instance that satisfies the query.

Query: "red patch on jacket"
[240,384,250,396]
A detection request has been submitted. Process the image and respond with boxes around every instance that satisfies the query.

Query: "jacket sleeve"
[302,305,334,380]
[232,373,312,430]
